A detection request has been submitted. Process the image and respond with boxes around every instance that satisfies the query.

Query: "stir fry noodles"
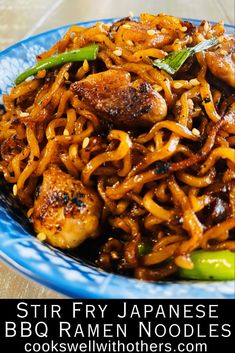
[0,13,234,281]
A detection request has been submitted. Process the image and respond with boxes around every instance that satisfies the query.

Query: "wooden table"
[0,0,234,298]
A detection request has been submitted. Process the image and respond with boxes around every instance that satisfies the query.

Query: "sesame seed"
[64,72,69,80]
[27,207,34,218]
[176,100,181,107]
[189,78,200,86]
[192,128,200,137]
[147,29,155,36]
[220,50,228,56]
[37,232,47,241]
[111,251,119,260]
[153,84,163,92]
[122,24,131,29]
[148,144,155,152]
[19,111,29,118]
[83,59,89,71]
[187,99,194,110]
[126,39,134,46]
[63,129,69,136]
[36,69,46,79]
[82,137,90,149]
[204,22,209,32]
[13,184,17,196]
[180,26,188,32]
[161,28,168,34]
[197,33,204,42]
[113,48,122,56]
[128,11,134,17]
[173,82,183,89]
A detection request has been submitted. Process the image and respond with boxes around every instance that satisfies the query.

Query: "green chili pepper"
[178,250,235,280]
[15,44,99,85]
[138,242,152,256]
[153,37,219,75]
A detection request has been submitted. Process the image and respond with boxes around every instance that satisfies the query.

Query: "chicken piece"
[206,36,235,87]
[112,21,173,49]
[71,69,167,128]
[31,165,102,249]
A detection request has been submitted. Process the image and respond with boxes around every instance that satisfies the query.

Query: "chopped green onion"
[178,250,235,280]
[138,242,152,256]
[153,37,219,75]
[15,44,99,85]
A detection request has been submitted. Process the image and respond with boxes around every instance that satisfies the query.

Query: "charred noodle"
[0,13,234,281]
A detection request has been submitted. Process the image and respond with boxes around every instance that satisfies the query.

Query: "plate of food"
[0,13,234,298]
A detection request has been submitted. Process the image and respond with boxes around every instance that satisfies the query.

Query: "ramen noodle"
[0,13,234,281]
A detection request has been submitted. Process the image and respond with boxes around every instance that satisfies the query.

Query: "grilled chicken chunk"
[31,165,101,249]
[206,36,235,87]
[71,69,167,128]
[111,20,174,49]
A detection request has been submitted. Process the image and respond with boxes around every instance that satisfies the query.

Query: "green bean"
[15,44,99,85]
[178,250,235,280]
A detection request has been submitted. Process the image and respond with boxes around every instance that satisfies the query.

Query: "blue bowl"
[0,18,234,298]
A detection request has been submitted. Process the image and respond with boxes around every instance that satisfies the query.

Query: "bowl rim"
[0,18,234,299]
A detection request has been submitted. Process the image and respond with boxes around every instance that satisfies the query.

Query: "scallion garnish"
[153,37,219,75]
[15,44,99,85]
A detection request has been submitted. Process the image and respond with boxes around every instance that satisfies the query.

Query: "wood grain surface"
[0,0,234,298]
